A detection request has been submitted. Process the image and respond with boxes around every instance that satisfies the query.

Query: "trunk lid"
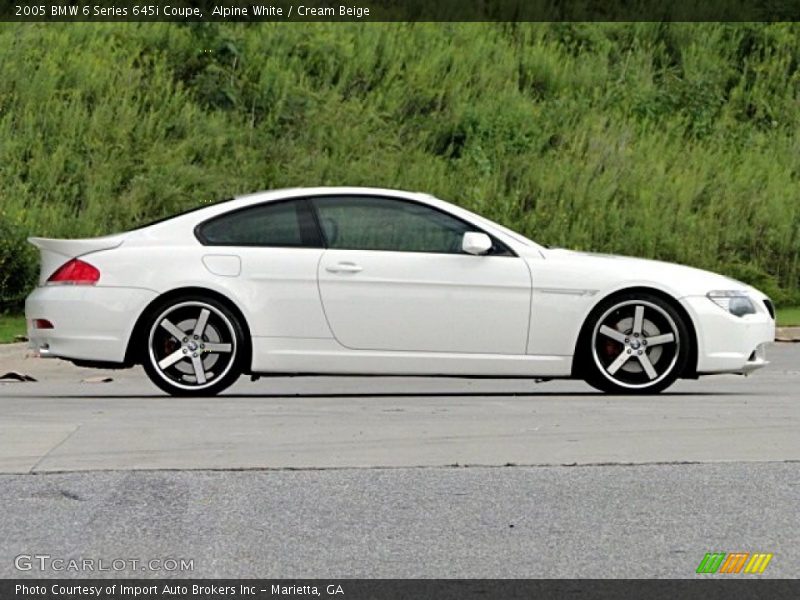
[28,234,126,284]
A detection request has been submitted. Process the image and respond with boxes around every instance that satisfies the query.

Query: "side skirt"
[250,337,573,378]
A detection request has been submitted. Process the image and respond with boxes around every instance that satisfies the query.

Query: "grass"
[0,314,26,344]
[776,306,800,327]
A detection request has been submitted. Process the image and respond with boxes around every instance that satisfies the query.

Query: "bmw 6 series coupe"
[25,187,775,396]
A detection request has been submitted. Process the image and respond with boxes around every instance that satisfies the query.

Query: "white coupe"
[25,187,775,396]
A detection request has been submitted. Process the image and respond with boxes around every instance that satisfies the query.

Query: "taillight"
[47,258,100,285]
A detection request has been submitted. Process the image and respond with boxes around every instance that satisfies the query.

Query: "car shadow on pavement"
[38,391,748,399]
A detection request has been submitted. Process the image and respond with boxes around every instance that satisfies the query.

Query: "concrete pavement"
[1,343,798,473]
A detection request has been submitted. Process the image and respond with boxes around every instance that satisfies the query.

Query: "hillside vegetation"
[1,22,799,310]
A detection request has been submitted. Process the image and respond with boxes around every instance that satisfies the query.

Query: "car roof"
[129,187,545,256]
[232,186,432,205]
[132,187,434,235]
[167,187,435,225]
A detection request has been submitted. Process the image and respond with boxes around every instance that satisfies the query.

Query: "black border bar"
[4,0,800,22]
[4,579,800,600]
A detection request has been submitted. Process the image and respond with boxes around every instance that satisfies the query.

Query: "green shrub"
[1,22,799,304]
[0,210,36,312]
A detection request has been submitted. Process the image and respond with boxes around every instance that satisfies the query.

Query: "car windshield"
[490,222,540,248]
[443,200,541,249]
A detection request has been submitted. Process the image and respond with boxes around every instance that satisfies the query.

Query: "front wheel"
[581,293,690,394]
[142,297,244,396]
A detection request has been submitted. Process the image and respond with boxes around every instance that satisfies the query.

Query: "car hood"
[538,248,762,299]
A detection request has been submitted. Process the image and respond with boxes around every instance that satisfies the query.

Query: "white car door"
[313,195,532,355]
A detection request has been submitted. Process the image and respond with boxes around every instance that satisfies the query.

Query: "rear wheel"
[142,297,244,396]
[581,293,690,394]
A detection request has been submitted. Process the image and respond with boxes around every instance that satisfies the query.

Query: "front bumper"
[25,285,157,364]
[682,295,775,375]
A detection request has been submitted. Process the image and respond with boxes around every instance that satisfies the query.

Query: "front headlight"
[707,290,756,317]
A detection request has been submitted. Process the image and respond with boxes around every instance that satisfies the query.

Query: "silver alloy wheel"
[591,299,680,389]
[147,301,237,391]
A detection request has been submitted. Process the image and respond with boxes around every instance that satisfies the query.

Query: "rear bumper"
[25,285,157,363]
[682,295,775,375]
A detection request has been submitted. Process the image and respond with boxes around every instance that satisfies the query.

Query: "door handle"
[326,262,363,274]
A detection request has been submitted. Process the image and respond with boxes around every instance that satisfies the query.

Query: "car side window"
[311,196,510,255]
[197,199,322,247]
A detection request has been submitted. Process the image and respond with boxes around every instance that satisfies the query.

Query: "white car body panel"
[25,186,775,383]
[317,249,532,354]
[249,337,571,377]
[682,295,772,373]
[234,247,330,338]
[25,285,156,362]
[29,234,126,285]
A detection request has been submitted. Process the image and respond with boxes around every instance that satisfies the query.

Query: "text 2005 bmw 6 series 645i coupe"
[26,187,775,396]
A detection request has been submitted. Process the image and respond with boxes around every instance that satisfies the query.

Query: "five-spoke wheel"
[582,294,690,394]
[143,298,244,396]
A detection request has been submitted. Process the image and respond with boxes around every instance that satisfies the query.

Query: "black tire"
[579,292,690,394]
[141,295,245,396]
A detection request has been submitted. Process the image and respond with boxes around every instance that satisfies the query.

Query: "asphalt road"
[0,342,798,578]
[1,464,798,578]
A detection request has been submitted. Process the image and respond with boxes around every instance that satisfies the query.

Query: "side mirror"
[462,232,493,255]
